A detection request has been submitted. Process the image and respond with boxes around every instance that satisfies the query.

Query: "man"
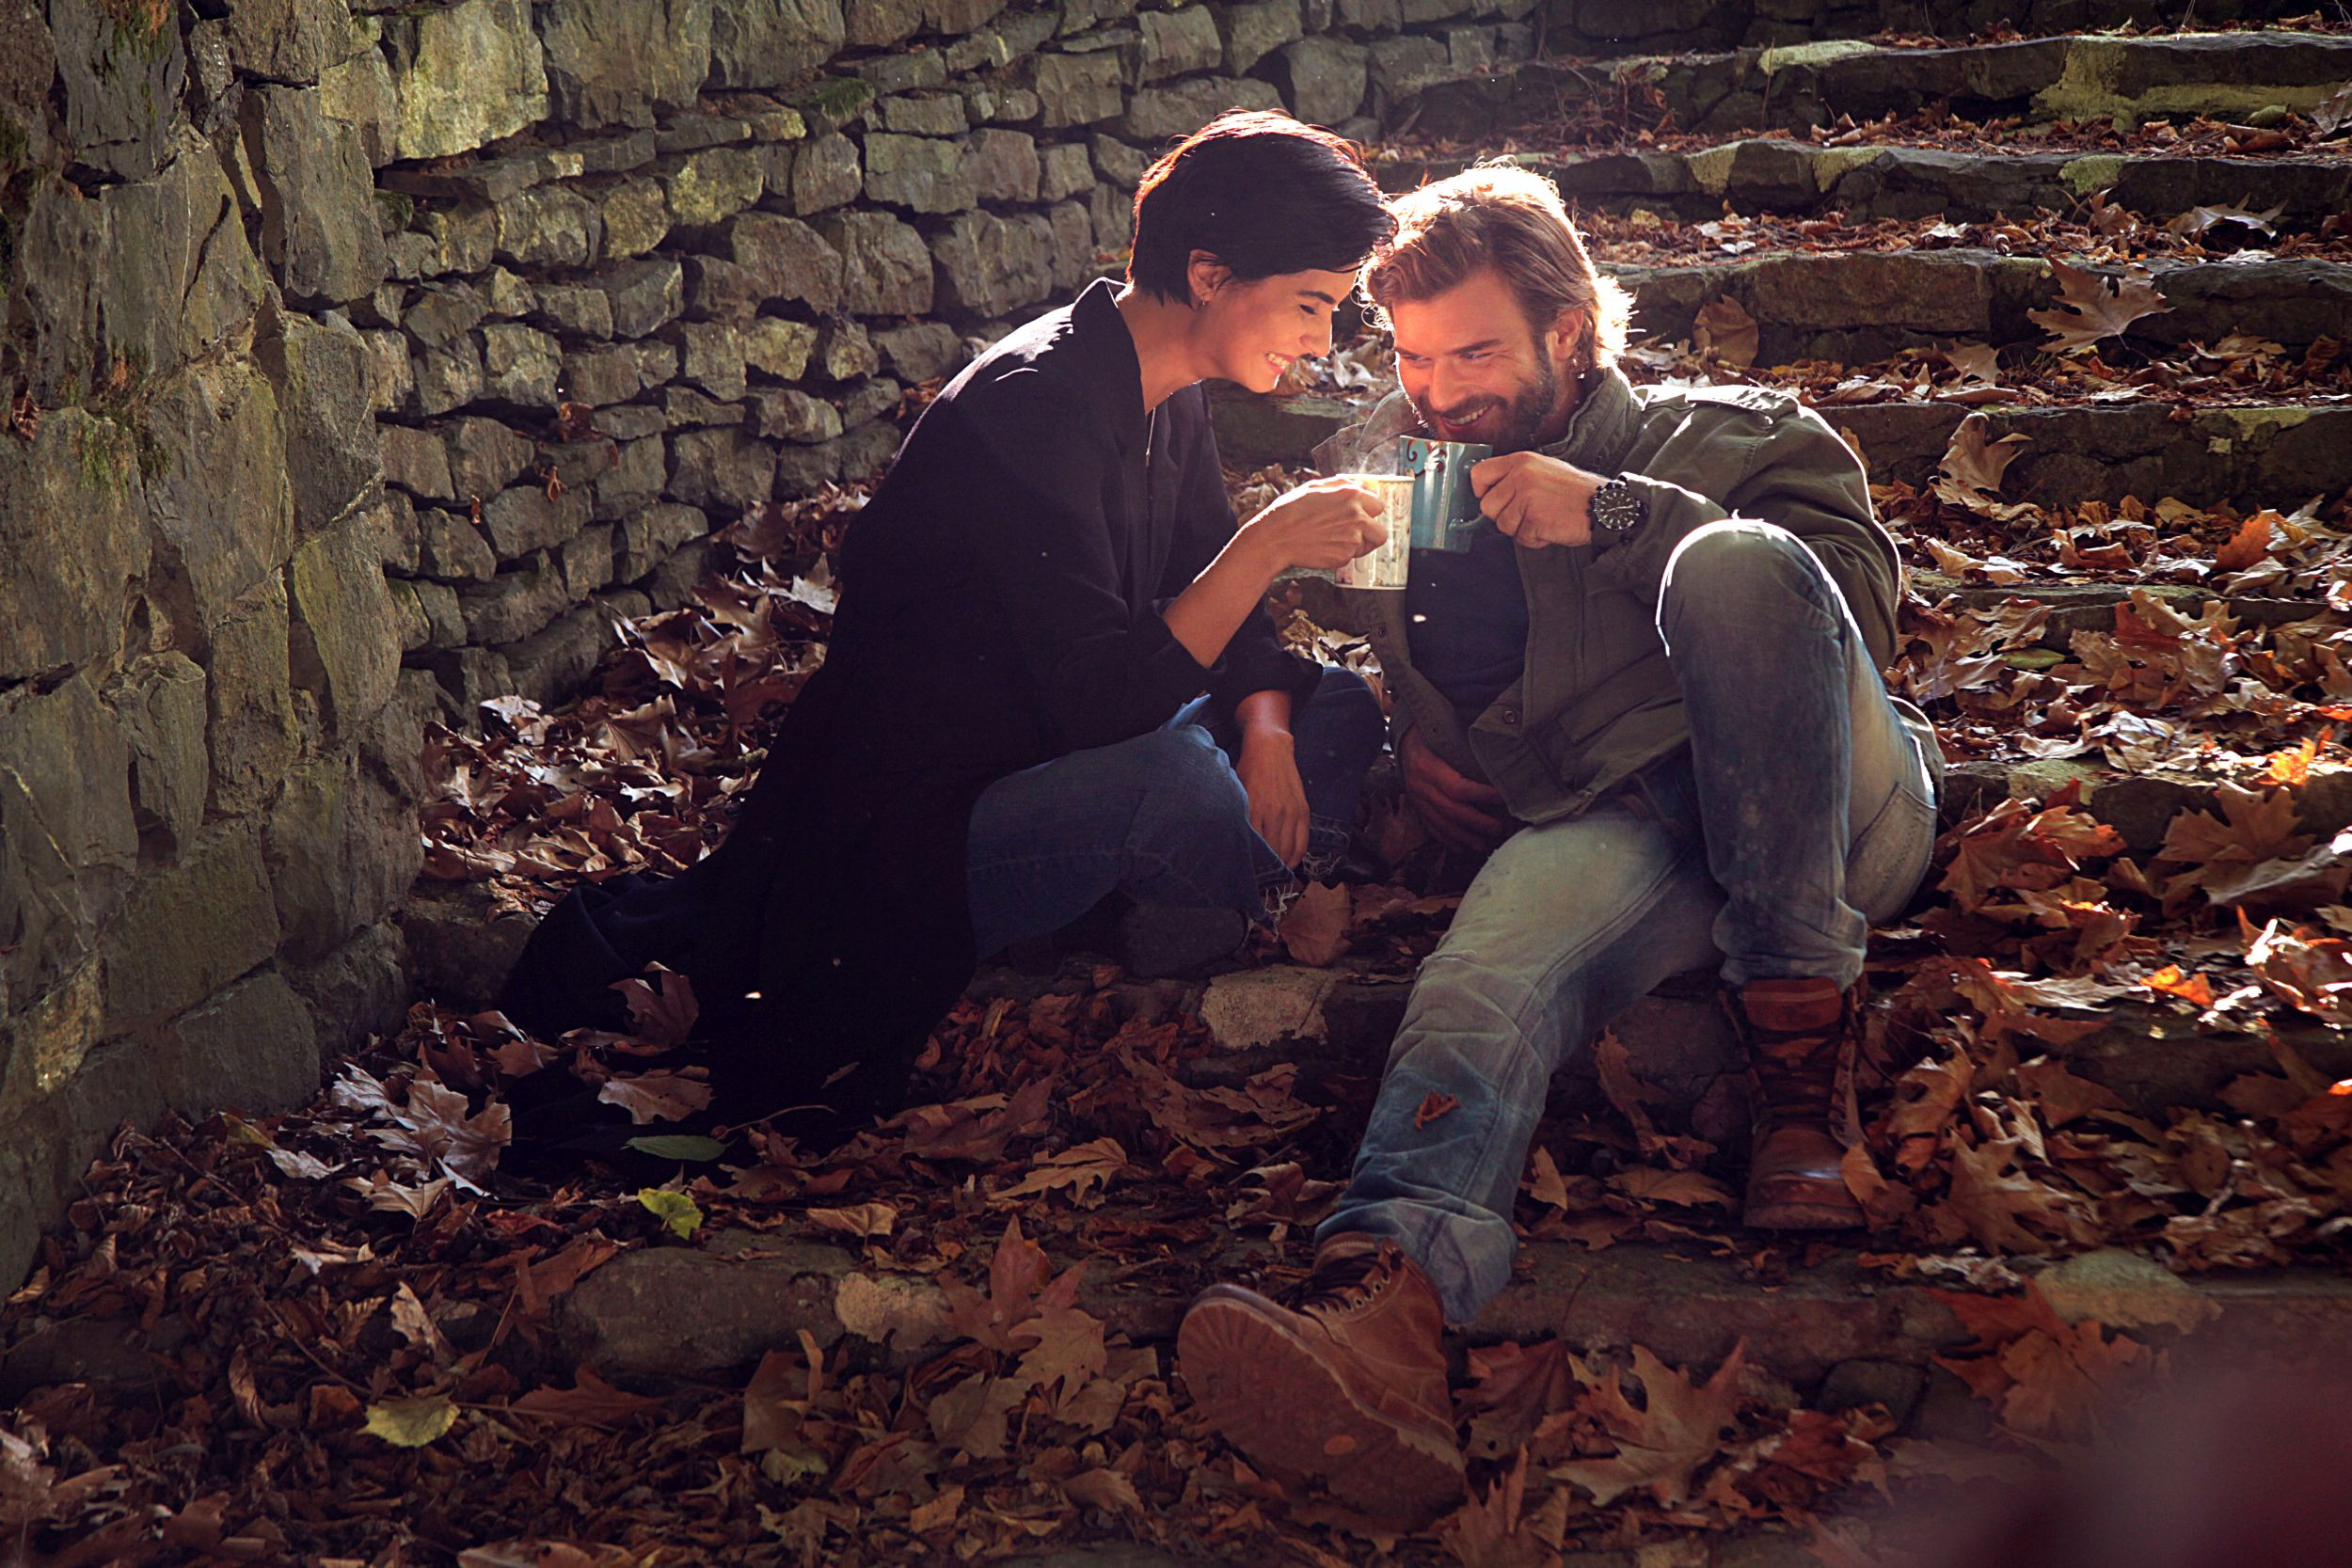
[1176,166,1942,1517]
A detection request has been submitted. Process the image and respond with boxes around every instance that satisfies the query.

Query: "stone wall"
[0,0,417,1285]
[354,0,1540,715]
[0,0,1537,1286]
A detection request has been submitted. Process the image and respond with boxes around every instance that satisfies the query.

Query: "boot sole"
[1178,1291,1465,1521]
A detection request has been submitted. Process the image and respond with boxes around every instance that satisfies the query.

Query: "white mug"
[1332,472,1413,591]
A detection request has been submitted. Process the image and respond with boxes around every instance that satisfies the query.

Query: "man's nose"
[1426,358,1464,411]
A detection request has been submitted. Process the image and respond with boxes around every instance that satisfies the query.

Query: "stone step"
[552,1219,2352,1435]
[1613,250,2351,365]
[1911,576,2328,644]
[1378,142,2352,229]
[1394,32,2352,143]
[1546,0,2323,63]
[1185,955,2352,1130]
[1215,394,2352,513]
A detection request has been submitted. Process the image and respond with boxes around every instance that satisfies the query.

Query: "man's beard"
[1413,354,1562,453]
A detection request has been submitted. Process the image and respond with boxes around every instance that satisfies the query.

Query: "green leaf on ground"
[625,1134,729,1162]
[638,1187,704,1240]
[364,1395,458,1448]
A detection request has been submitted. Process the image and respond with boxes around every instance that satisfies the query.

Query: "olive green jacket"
[1339,368,1936,824]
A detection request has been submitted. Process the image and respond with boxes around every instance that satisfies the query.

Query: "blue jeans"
[1321,522,1940,1323]
[966,666,1387,958]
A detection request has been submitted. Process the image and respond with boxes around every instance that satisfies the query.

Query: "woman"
[501,110,1396,1152]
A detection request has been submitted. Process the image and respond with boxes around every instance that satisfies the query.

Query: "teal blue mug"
[1402,436,1493,552]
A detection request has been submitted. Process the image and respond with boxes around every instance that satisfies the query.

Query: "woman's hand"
[1238,476,1389,574]
[1235,730,1311,868]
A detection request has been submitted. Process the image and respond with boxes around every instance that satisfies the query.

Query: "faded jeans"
[966,665,1386,959]
[1320,521,1941,1323]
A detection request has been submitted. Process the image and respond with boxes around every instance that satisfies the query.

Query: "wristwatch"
[1591,475,1647,541]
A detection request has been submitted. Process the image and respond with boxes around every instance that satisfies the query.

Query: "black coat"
[501,279,1319,1136]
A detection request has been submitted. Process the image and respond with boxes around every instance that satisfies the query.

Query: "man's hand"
[1235,730,1311,867]
[1470,451,1603,549]
[1398,726,1512,852]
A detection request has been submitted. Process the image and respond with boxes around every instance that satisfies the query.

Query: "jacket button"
[1500,706,1519,725]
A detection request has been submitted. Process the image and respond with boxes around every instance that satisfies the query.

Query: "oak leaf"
[988,1137,1128,1209]
[2026,261,2171,354]
[1437,1449,1572,1568]
[1549,1343,1746,1506]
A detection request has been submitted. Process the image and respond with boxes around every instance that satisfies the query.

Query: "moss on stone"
[791,76,878,125]
[71,415,139,496]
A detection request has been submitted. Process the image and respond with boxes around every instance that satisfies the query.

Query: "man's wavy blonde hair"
[1360,164,1633,375]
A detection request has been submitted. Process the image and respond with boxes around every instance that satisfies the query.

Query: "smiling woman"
[498,111,1401,1162]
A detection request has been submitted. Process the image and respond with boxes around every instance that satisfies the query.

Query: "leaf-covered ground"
[13,204,2352,1568]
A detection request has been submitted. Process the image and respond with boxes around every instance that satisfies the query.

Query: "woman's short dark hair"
[1129,109,1394,304]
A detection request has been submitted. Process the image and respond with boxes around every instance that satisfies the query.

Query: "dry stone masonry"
[355,0,1538,716]
[0,0,1536,1288]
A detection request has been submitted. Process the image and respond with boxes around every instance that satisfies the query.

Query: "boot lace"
[1295,1243,1398,1314]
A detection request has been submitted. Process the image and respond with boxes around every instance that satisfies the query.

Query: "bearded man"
[1176,166,1943,1518]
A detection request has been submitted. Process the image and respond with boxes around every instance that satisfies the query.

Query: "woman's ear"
[1185,250,1232,308]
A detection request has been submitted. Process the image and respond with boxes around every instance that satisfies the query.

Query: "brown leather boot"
[1727,976,1866,1230]
[1178,1234,1465,1520]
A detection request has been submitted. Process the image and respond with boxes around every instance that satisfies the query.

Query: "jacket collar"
[1071,277,1150,453]
[1538,365,1642,478]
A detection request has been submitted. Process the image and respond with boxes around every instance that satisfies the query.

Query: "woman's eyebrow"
[1296,288,1342,306]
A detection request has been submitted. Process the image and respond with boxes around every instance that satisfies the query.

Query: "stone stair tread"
[551,1218,2352,1402]
[1375,140,2352,227]
[1215,392,2352,510]
[1605,250,2352,358]
[1395,33,2352,142]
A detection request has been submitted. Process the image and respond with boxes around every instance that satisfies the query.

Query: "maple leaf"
[1415,1089,1462,1128]
[1930,1283,2153,1438]
[389,1075,512,1190]
[2214,510,2278,573]
[1692,294,1758,370]
[1011,1299,1108,1411]
[1931,414,2030,512]
[1939,792,2125,911]
[1606,1167,1737,1210]
[925,1373,1025,1462]
[988,1137,1128,1209]
[596,1069,713,1125]
[1458,1340,1592,1463]
[1927,1134,2099,1255]
[2026,261,2171,354]
[804,1201,898,1239]
[1279,880,1353,966]
[612,964,699,1048]
[886,1077,1052,1164]
[511,1368,664,1427]
[1061,1467,1144,1514]
[1883,1050,1972,1171]
[940,1216,1082,1354]
[2157,783,2312,875]
[1437,1450,1571,1568]
[1549,1342,1746,1507]
[1944,341,2000,386]
[1222,1161,1341,1233]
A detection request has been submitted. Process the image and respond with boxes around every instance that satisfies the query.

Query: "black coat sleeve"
[960,382,1220,754]
[1156,389,1323,716]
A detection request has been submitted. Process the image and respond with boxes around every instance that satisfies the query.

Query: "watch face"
[1597,482,1642,533]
